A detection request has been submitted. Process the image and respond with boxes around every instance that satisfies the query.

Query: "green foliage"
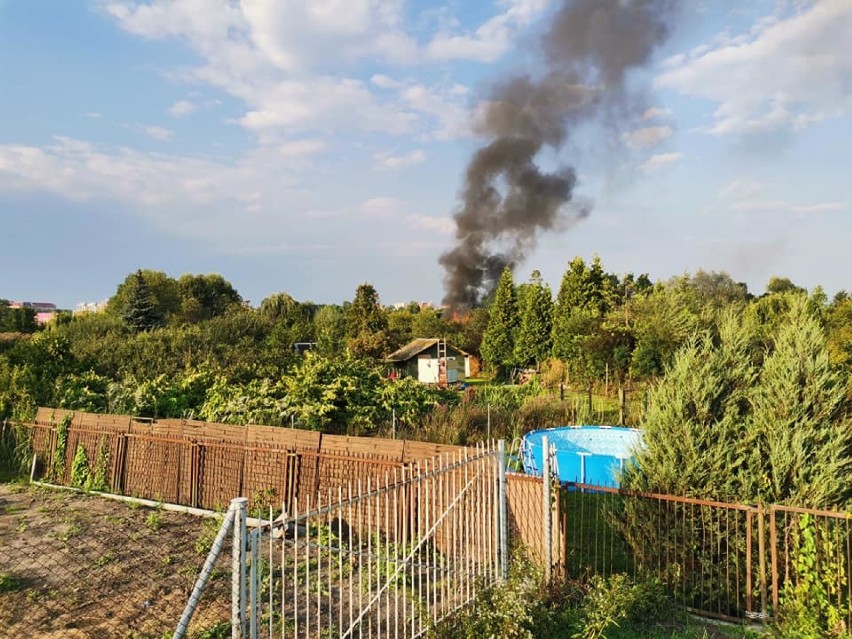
[514,270,554,368]
[744,301,852,506]
[628,296,852,507]
[0,573,23,592]
[52,414,72,482]
[87,436,111,492]
[70,444,90,489]
[429,557,542,639]
[199,376,287,426]
[572,574,635,639]
[552,257,615,387]
[345,283,389,359]
[0,303,37,333]
[176,273,242,322]
[195,516,224,556]
[122,270,165,332]
[379,377,446,427]
[54,370,111,412]
[282,352,383,433]
[110,369,213,419]
[145,509,163,531]
[192,621,230,639]
[765,276,805,296]
[623,311,758,501]
[314,305,346,356]
[481,267,519,374]
[774,514,849,638]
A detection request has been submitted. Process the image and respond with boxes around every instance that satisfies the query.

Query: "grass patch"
[0,572,23,592]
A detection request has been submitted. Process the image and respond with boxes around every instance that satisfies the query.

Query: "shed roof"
[385,338,470,363]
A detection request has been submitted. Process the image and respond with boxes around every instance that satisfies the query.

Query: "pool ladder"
[519,437,559,479]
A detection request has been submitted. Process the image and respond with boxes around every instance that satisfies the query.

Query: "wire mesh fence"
[0,484,232,639]
[240,443,506,639]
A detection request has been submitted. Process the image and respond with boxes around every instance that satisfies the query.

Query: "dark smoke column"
[440,0,675,310]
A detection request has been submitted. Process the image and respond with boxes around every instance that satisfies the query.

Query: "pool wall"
[521,425,642,487]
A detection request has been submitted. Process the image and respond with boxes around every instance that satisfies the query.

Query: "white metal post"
[232,497,248,639]
[542,436,552,584]
[497,439,508,581]
[173,508,236,639]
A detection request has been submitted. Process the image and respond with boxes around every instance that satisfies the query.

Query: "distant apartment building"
[9,301,57,313]
[74,301,108,315]
[9,301,57,325]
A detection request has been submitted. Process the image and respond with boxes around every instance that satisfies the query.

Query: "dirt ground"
[0,483,231,639]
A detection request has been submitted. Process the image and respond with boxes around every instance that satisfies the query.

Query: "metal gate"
[174,442,508,639]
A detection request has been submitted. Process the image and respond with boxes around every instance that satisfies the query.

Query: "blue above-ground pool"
[521,426,642,487]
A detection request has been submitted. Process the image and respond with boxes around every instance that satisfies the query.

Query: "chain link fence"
[0,483,232,639]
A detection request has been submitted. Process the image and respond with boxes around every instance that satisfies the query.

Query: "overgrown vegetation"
[430,558,754,639]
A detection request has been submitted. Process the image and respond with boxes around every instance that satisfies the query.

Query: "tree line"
[2,261,851,439]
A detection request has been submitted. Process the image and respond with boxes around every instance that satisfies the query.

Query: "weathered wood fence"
[23,407,466,513]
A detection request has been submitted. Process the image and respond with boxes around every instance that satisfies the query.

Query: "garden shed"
[385,338,476,385]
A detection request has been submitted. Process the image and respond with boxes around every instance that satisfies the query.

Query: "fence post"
[769,504,778,617]
[542,435,552,585]
[758,502,768,619]
[249,528,259,639]
[232,497,248,639]
[497,439,508,581]
[173,507,236,639]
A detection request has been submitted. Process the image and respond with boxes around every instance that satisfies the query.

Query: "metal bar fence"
[236,443,504,639]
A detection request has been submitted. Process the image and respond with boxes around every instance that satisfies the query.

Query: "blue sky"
[1,0,850,308]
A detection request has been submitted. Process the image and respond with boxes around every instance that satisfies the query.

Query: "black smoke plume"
[440,0,676,310]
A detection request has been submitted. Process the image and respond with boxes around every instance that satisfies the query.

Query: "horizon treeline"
[1,259,851,431]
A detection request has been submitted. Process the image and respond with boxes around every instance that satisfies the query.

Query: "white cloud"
[373,149,426,170]
[642,107,671,121]
[357,196,454,236]
[731,199,848,213]
[277,139,327,157]
[425,0,550,62]
[640,152,683,172]
[399,83,471,139]
[370,74,402,89]
[624,125,673,149]
[85,112,103,119]
[720,178,765,200]
[168,99,197,117]
[144,125,174,141]
[238,77,416,135]
[101,1,490,141]
[0,137,315,245]
[656,0,852,135]
[358,197,406,218]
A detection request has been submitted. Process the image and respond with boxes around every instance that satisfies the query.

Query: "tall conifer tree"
[514,270,553,368]
[481,267,519,374]
[123,270,164,332]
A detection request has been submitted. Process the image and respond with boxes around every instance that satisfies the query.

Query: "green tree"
[623,311,758,500]
[765,276,805,296]
[513,271,553,368]
[282,352,383,433]
[122,270,165,332]
[0,302,37,333]
[259,292,299,323]
[551,257,613,391]
[345,283,387,337]
[345,283,390,359]
[314,305,346,356]
[107,270,181,323]
[744,300,852,507]
[176,273,242,322]
[480,267,519,374]
[624,299,852,509]
[627,284,702,379]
